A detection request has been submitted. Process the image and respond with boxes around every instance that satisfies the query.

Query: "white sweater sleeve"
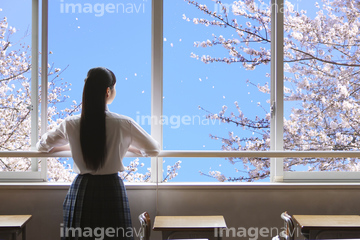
[36,120,69,152]
[130,119,160,157]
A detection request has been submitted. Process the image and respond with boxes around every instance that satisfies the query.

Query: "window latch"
[27,105,33,111]
[270,102,275,117]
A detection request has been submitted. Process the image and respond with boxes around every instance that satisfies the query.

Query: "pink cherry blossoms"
[186,0,360,181]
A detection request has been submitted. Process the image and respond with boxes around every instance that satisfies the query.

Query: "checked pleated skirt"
[62,173,134,240]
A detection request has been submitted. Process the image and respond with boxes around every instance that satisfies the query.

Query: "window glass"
[163,0,271,182]
[120,157,151,182]
[48,157,151,183]
[48,0,152,181]
[0,1,34,173]
[283,0,360,172]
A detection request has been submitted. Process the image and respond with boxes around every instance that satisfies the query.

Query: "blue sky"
[3,0,315,182]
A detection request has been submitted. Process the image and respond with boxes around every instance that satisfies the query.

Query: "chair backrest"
[280,211,295,240]
[139,212,151,240]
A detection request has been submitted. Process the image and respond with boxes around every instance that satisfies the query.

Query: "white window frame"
[0,0,47,181]
[1,0,360,183]
[270,0,284,182]
[271,0,360,182]
[151,0,163,183]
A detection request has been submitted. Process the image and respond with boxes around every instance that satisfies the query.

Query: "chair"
[139,212,151,240]
[272,235,282,240]
[279,211,295,240]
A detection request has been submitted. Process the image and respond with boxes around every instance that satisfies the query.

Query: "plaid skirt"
[62,173,133,240]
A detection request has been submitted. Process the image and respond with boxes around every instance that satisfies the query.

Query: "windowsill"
[1,181,360,190]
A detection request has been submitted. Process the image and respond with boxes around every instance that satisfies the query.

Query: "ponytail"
[80,67,116,171]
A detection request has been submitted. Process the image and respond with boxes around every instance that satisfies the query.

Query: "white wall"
[1,183,360,240]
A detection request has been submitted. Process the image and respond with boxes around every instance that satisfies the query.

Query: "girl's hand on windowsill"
[49,145,71,153]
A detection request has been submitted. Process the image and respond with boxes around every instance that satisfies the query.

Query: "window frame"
[151,0,163,183]
[270,0,284,182]
[272,0,360,182]
[1,0,360,183]
[0,0,47,181]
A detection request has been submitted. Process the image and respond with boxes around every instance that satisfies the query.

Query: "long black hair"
[80,67,116,171]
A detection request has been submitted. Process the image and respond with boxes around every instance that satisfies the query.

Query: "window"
[1,0,359,183]
[280,0,360,181]
[47,0,153,182]
[163,0,271,182]
[0,0,49,180]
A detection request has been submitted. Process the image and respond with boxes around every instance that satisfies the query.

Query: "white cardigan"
[36,111,160,175]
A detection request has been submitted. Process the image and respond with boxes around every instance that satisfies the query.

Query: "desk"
[0,215,32,240]
[153,216,227,240]
[293,215,360,239]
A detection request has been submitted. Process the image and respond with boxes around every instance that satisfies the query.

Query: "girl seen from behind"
[37,67,160,240]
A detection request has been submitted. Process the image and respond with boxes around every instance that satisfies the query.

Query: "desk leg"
[309,230,323,240]
[300,230,310,240]
[214,228,223,240]
[162,231,175,240]
[22,226,26,240]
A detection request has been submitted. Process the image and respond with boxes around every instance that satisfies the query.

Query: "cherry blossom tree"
[119,159,182,182]
[184,0,360,181]
[0,14,83,182]
[0,14,181,182]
